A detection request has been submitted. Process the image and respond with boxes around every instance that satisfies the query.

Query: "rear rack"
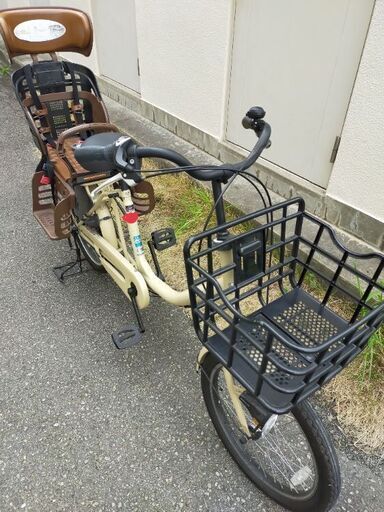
[184,198,384,414]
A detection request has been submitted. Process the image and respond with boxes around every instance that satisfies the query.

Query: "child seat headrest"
[0,7,93,61]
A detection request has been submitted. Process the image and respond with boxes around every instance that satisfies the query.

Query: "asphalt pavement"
[0,75,383,512]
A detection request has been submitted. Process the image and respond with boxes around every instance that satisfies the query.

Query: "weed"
[0,64,10,77]
[356,279,384,383]
[170,184,212,236]
[301,270,325,298]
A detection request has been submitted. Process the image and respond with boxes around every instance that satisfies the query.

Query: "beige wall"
[1,0,30,7]
[135,0,233,138]
[46,0,100,73]
[327,0,384,223]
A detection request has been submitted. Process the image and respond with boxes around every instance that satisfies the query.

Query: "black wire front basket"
[184,198,384,414]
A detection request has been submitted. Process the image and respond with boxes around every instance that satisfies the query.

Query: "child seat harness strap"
[24,64,57,148]
[23,61,84,147]
[65,61,84,126]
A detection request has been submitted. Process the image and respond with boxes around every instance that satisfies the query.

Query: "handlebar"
[227,108,271,173]
[74,106,271,182]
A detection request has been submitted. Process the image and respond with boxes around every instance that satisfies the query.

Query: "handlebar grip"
[229,112,272,172]
[246,106,266,121]
[242,116,254,130]
[242,106,268,131]
[74,133,133,172]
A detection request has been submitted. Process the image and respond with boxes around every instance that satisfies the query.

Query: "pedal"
[112,324,142,349]
[151,227,176,251]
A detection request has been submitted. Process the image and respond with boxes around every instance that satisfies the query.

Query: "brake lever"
[90,173,123,200]
[118,141,144,184]
[90,173,138,200]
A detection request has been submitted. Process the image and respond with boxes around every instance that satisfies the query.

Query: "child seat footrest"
[32,171,75,240]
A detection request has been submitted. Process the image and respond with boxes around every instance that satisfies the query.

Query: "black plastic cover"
[73,132,125,172]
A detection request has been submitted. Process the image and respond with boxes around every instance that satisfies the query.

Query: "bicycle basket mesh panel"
[276,302,337,343]
[184,198,384,414]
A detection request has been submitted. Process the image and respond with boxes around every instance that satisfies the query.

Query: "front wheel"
[200,353,341,512]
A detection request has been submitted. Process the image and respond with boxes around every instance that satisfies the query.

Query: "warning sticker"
[133,234,144,255]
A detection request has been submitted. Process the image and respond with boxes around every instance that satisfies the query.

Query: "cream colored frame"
[75,181,191,309]
[75,178,250,434]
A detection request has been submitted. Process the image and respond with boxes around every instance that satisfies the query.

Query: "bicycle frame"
[75,179,235,307]
[75,181,188,308]
[74,177,251,434]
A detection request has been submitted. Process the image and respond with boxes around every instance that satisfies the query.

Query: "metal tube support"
[212,180,229,241]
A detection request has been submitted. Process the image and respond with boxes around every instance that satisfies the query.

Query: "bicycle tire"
[73,186,105,272]
[75,230,105,272]
[200,353,341,512]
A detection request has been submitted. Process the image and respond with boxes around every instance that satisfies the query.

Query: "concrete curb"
[97,74,384,253]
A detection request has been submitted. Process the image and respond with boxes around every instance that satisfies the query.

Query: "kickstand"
[148,240,165,281]
[53,232,88,282]
[111,286,145,349]
[128,286,145,333]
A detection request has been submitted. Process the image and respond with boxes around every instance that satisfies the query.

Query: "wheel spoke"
[213,368,317,494]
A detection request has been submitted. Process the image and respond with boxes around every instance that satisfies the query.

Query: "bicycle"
[2,7,384,512]
[73,114,345,512]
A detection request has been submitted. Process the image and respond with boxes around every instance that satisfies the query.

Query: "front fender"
[196,347,209,371]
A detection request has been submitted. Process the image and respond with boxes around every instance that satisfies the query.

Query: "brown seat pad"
[47,137,83,181]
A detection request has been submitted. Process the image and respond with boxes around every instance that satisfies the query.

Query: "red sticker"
[40,175,52,185]
[122,212,139,224]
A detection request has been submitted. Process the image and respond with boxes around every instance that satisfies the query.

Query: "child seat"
[0,7,120,239]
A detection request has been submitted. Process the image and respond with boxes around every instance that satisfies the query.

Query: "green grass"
[301,269,327,297]
[359,331,384,382]
[169,181,252,237]
[356,279,384,383]
[0,64,10,77]
[170,184,213,236]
